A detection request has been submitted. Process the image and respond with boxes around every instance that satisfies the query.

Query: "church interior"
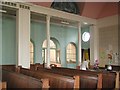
[0,1,120,89]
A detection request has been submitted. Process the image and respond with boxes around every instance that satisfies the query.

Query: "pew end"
[15,66,22,73]
[97,73,102,89]
[0,82,7,90]
[115,71,119,89]
[74,75,80,89]
[73,73,103,89]
[41,78,50,90]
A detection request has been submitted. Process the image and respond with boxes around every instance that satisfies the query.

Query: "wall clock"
[82,32,90,42]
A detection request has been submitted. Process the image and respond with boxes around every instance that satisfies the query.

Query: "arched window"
[66,43,76,63]
[42,39,60,64]
[30,41,34,64]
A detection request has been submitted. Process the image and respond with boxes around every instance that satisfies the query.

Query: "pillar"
[46,15,50,68]
[16,8,30,68]
[90,25,99,65]
[78,22,82,66]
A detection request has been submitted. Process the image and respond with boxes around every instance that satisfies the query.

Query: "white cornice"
[1,2,97,25]
[97,15,118,28]
[28,2,96,24]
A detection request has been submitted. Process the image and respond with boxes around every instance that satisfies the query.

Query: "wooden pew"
[0,82,7,90]
[1,65,16,72]
[73,73,102,89]
[20,67,102,89]
[50,67,117,89]
[1,66,116,88]
[20,68,77,89]
[1,67,102,89]
[30,63,44,71]
[2,65,117,89]
[33,65,103,89]
[115,72,119,89]
[2,69,49,89]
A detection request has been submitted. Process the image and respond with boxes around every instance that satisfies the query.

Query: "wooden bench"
[2,65,118,89]
[20,68,77,89]
[0,82,7,90]
[50,67,118,89]
[1,65,16,72]
[2,69,49,89]
[30,63,44,71]
[20,67,103,89]
[73,73,102,89]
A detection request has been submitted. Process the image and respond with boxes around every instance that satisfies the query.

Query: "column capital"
[46,15,51,21]
[78,21,81,25]
[78,22,82,30]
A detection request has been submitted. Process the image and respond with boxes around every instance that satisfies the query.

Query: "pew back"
[2,70,49,89]
[20,68,75,88]
[20,67,102,89]
[50,67,116,89]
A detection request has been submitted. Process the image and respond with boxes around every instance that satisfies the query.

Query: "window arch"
[30,41,34,64]
[42,39,56,48]
[42,39,60,64]
[66,43,76,63]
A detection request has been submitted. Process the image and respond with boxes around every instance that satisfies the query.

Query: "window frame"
[30,40,34,64]
[66,42,76,63]
[42,39,60,64]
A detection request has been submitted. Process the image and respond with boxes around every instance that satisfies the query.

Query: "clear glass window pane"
[66,43,76,63]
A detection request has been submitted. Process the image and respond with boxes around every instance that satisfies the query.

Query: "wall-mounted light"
[61,21,69,25]
[83,22,88,25]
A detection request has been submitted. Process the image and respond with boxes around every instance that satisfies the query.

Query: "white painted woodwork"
[1,2,96,25]
[16,8,30,68]
[78,22,82,66]
[90,25,99,65]
[46,15,51,68]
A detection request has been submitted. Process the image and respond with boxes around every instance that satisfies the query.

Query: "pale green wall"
[2,15,16,65]
[2,15,89,68]
[31,21,79,68]
[31,21,46,64]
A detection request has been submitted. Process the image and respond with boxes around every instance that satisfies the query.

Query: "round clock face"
[82,32,90,42]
